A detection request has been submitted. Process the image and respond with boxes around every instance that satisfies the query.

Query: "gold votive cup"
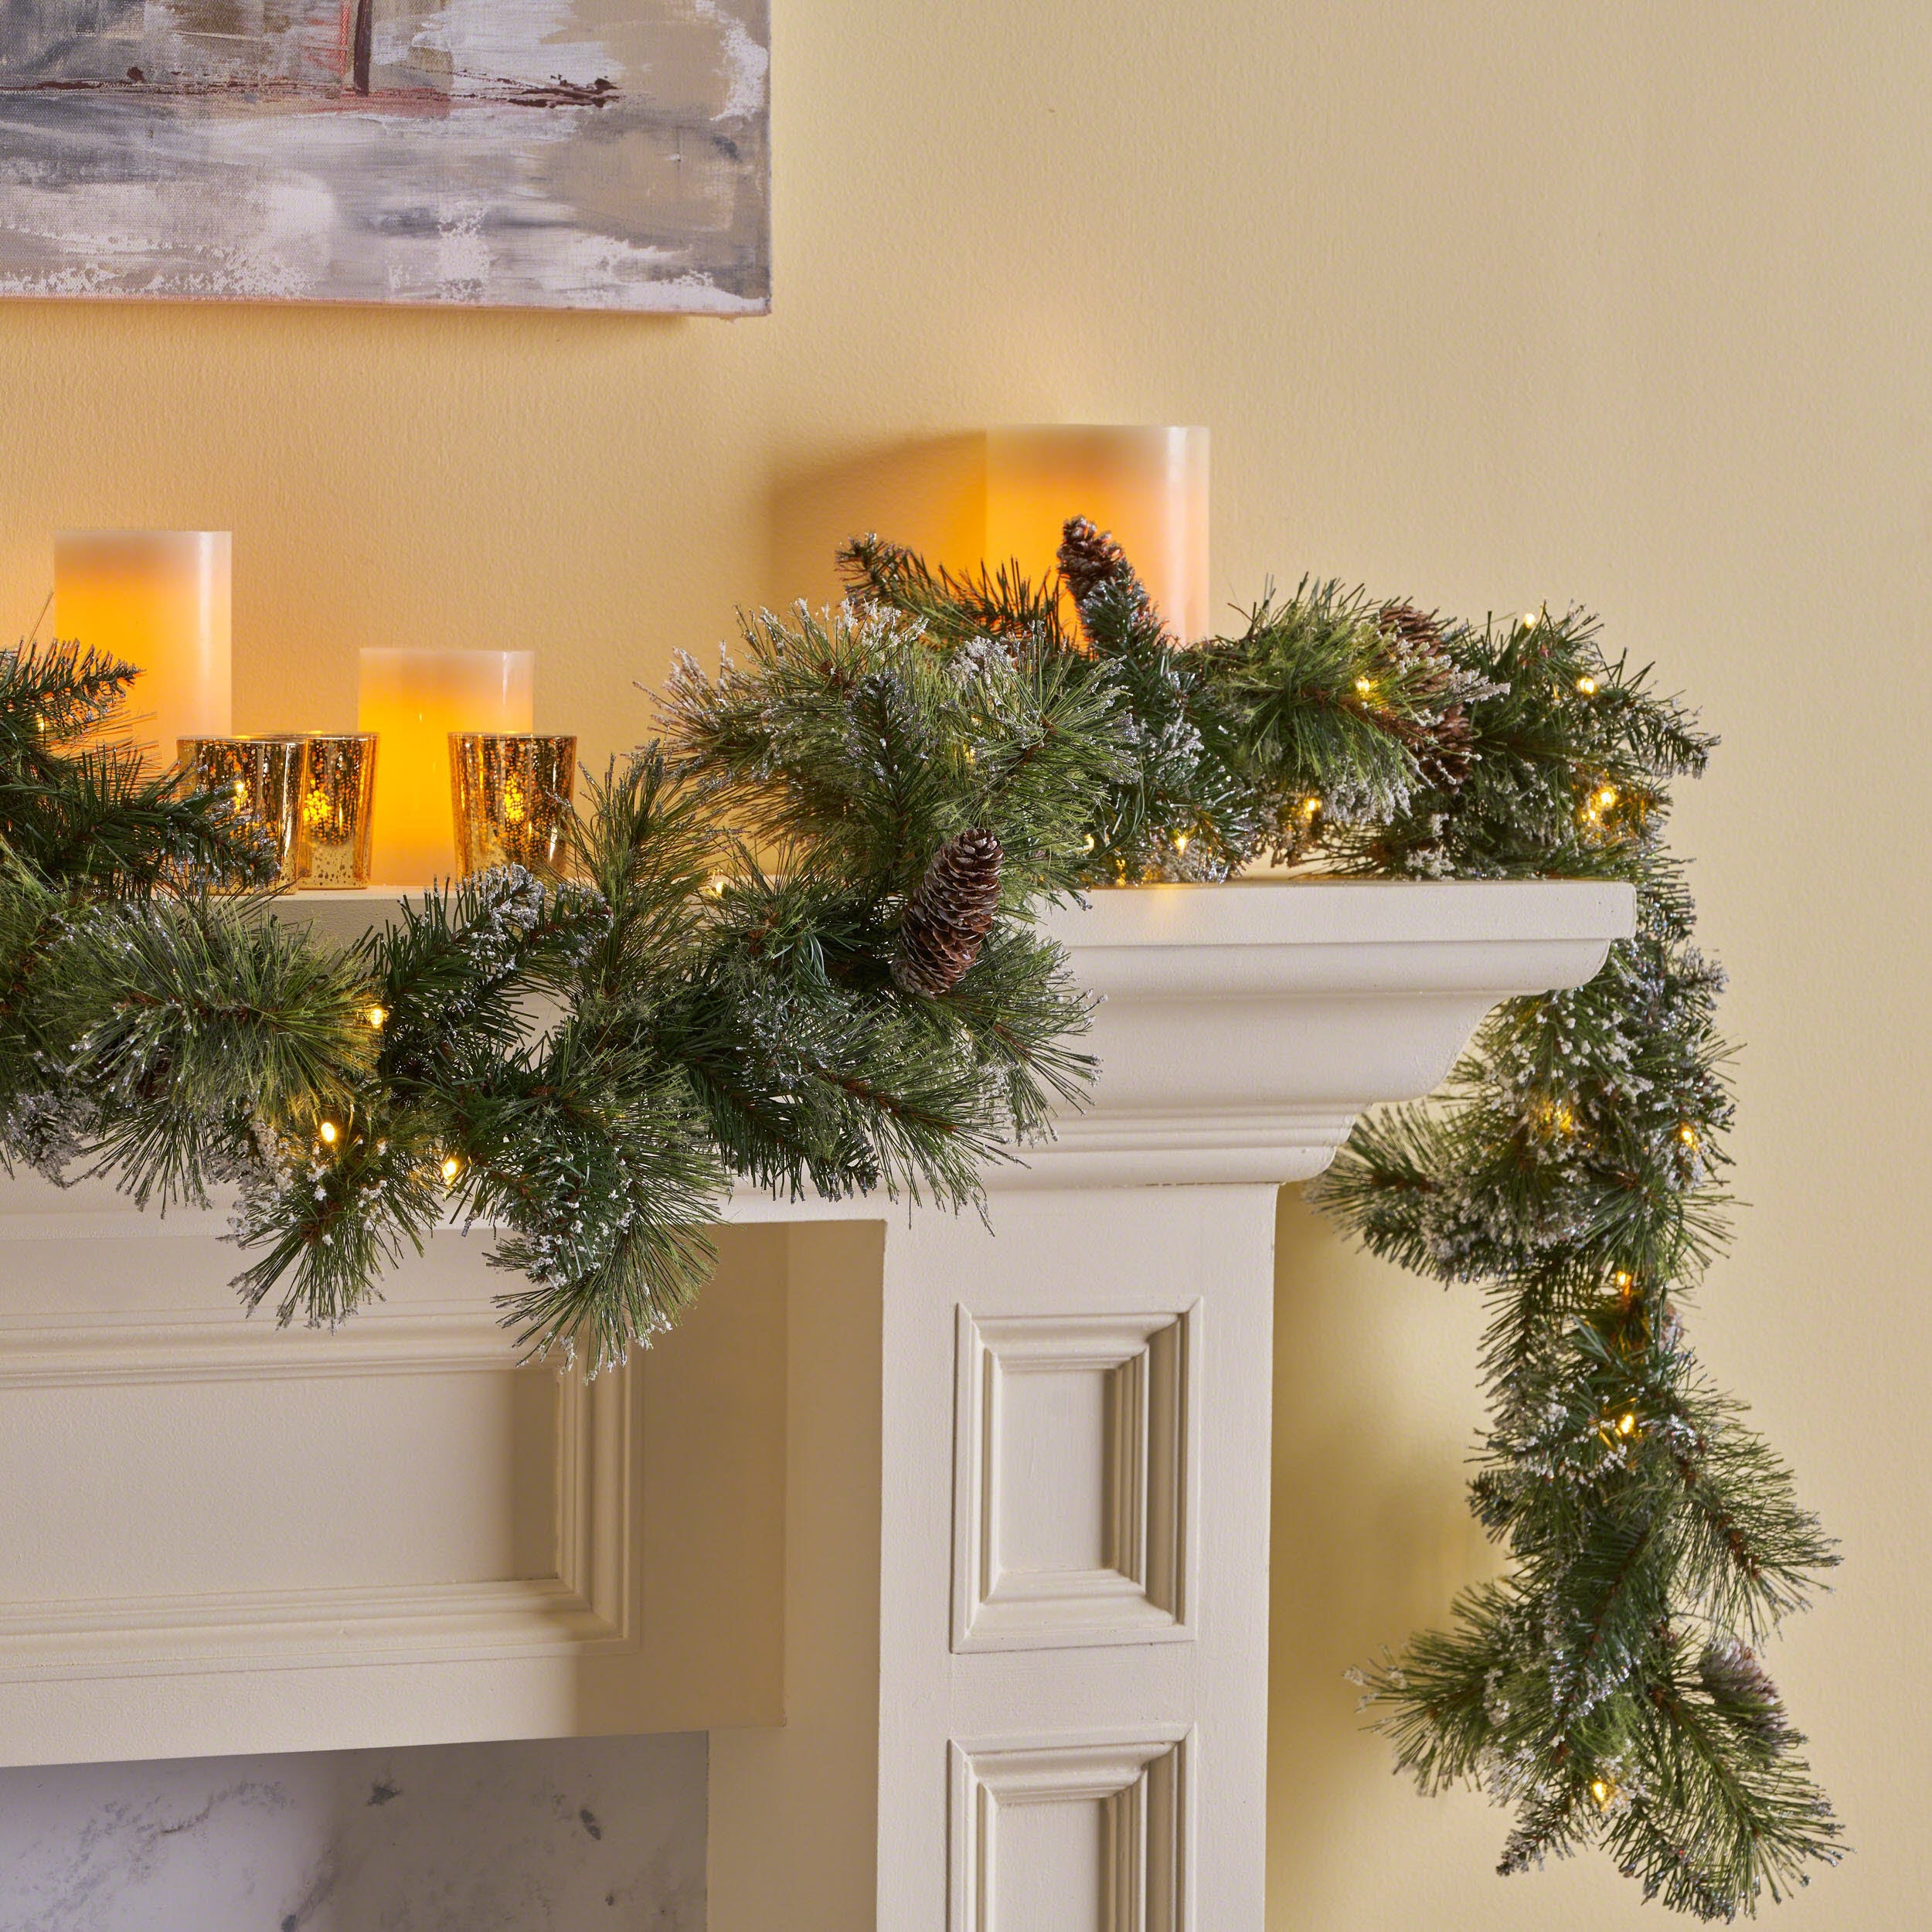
[450,734,577,876]
[177,736,304,886]
[296,734,379,889]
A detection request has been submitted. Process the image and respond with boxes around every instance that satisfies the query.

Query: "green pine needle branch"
[0,517,1839,1917]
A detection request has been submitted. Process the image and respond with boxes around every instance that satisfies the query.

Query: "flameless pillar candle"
[53,531,233,766]
[359,649,534,887]
[985,426,1210,644]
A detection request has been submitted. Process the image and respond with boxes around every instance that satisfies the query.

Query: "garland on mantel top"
[0,519,1835,1917]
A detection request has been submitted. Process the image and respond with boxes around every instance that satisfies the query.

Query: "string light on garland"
[1596,1407,1642,1447]
[0,519,1838,1924]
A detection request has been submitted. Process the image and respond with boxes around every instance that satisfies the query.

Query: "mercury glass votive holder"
[177,736,304,887]
[450,734,577,877]
[296,734,379,889]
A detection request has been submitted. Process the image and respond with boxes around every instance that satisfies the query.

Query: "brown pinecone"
[891,828,1003,996]
[1696,1640,1794,1748]
[1376,600,1445,651]
[1058,515,1138,612]
[1420,700,1474,791]
[1376,600,1473,790]
[1057,516,1178,648]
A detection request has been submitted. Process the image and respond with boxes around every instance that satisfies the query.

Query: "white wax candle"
[359,649,535,888]
[53,531,233,765]
[985,427,1211,644]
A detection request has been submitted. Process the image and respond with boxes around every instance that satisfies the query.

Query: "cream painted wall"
[1,2,1924,1927]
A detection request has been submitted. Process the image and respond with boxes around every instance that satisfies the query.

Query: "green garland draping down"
[0,519,1835,1917]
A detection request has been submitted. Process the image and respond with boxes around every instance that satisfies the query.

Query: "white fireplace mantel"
[0,878,1632,1931]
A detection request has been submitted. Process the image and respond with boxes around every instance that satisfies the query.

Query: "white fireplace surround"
[0,877,1632,1930]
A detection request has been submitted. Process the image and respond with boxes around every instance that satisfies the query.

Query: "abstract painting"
[0,0,768,311]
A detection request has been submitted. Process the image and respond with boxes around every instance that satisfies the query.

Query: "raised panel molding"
[953,1308,1197,1654]
[0,1312,635,1679]
[949,1730,1192,1932]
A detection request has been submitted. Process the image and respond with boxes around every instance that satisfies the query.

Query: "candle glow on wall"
[359,650,534,888]
[985,427,1210,644]
[53,532,232,766]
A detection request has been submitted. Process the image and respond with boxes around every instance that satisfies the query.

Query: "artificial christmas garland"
[0,521,1835,1917]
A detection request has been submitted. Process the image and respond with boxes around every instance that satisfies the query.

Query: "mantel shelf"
[0,877,1634,1236]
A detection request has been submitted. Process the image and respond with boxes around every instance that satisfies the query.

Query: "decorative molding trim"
[0,1206,226,1242]
[0,1332,635,1680]
[985,1108,1363,1189]
[953,1308,1196,1654]
[0,1308,518,1386]
[949,1728,1192,1932]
